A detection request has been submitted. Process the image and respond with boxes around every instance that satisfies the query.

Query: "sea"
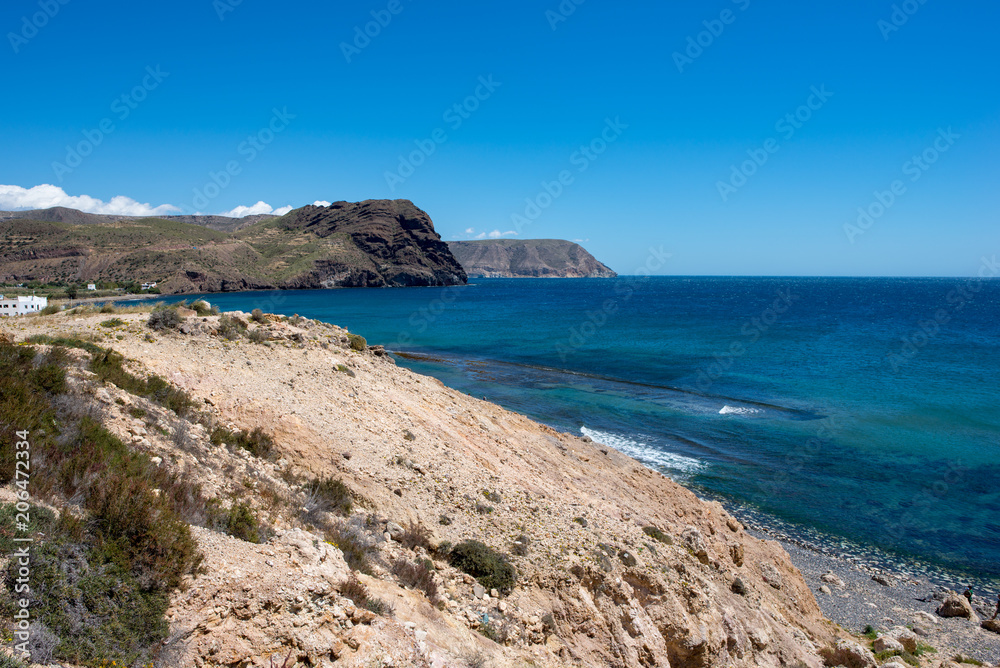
[163,277,1000,590]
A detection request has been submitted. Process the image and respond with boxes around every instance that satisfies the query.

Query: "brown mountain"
[0,207,275,233]
[0,199,466,293]
[448,239,616,278]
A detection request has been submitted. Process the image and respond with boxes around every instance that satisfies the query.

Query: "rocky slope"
[0,308,848,668]
[0,200,467,293]
[0,207,275,232]
[447,240,616,278]
[271,200,467,288]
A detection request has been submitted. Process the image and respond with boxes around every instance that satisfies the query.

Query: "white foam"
[719,405,763,416]
[580,427,705,478]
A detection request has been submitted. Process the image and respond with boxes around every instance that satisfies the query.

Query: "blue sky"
[1,0,997,276]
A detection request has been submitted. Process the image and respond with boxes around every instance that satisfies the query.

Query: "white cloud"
[465,227,518,240]
[220,201,295,218]
[313,200,331,207]
[0,184,179,216]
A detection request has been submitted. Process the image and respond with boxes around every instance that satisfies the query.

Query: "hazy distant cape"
[447,239,616,278]
[0,200,467,293]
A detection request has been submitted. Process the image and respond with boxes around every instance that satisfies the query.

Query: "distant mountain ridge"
[0,207,276,233]
[0,200,466,293]
[447,239,616,278]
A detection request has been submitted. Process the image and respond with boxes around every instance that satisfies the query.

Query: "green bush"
[0,338,65,483]
[247,327,268,343]
[100,317,125,328]
[348,333,366,351]
[39,304,61,316]
[90,348,195,416]
[251,308,267,323]
[80,421,201,591]
[306,477,353,516]
[99,303,116,314]
[7,538,169,667]
[209,425,275,459]
[237,427,275,459]
[224,502,262,543]
[25,334,102,355]
[448,540,516,594]
[217,314,246,340]
[147,306,181,331]
[191,300,212,316]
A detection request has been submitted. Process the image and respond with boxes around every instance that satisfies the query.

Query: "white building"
[87,283,97,291]
[0,295,48,316]
[142,282,157,290]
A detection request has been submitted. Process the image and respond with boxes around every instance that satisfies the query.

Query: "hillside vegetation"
[0,200,467,294]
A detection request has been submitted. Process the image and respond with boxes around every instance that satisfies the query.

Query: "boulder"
[820,639,877,668]
[873,635,904,654]
[879,663,908,668]
[982,619,1000,635]
[937,593,978,620]
[888,626,918,652]
[821,571,846,587]
[386,522,405,540]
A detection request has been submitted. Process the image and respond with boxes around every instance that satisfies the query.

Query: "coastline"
[3,306,998,667]
[743,523,1000,665]
[2,308,839,667]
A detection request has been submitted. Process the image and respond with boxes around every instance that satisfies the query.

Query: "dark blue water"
[170,277,1000,587]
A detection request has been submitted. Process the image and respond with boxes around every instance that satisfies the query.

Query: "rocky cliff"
[448,239,616,278]
[272,200,467,288]
[0,200,466,292]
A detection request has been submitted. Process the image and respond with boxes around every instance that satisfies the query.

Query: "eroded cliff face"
[276,200,468,288]
[448,239,617,278]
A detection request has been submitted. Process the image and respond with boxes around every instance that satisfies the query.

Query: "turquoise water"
[170,277,1000,587]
